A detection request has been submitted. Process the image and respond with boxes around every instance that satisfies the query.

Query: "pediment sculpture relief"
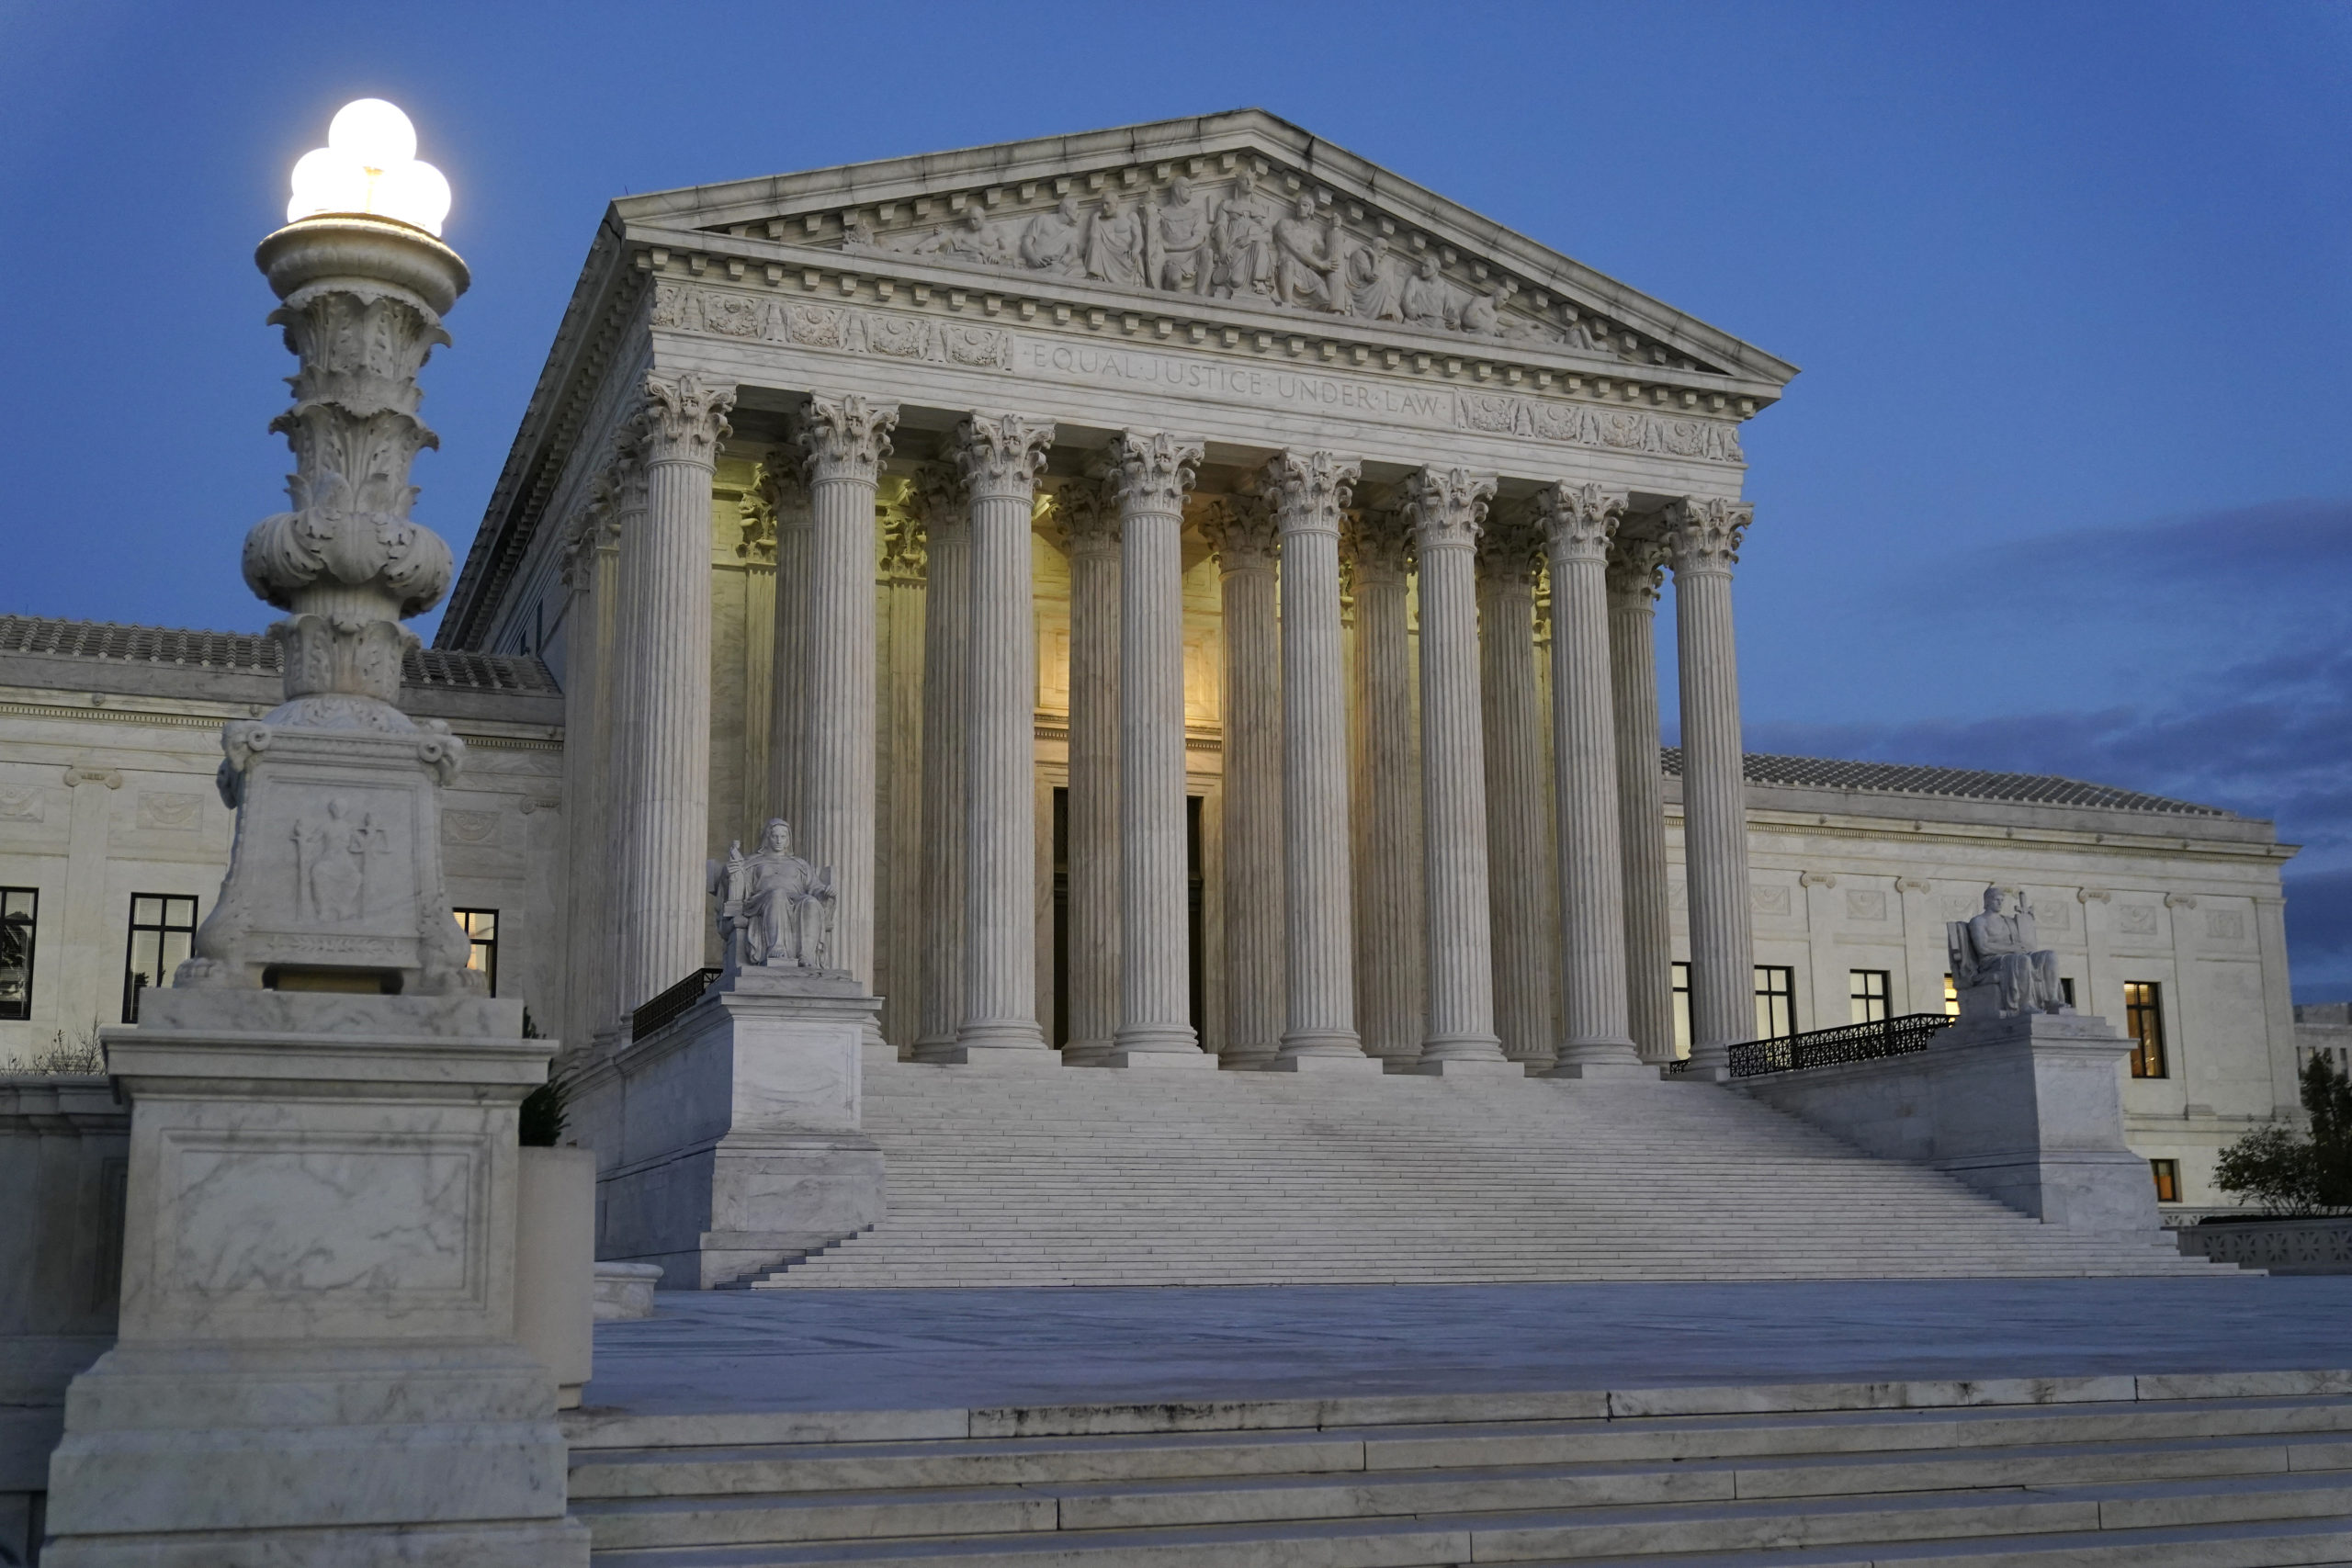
[1946,885,2072,1020]
[838,168,1670,359]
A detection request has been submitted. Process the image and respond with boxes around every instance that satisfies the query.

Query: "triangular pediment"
[611,110,1796,395]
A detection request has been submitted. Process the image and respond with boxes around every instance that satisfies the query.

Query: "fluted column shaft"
[793,394,898,998]
[1607,539,1677,1063]
[956,413,1057,1055]
[1348,513,1422,1067]
[600,441,650,1039]
[1537,484,1645,1075]
[1476,515,1555,1070]
[1405,468,1507,1067]
[1669,496,1758,1077]
[1267,452,1367,1065]
[560,488,620,1050]
[913,465,970,1058]
[615,373,734,1017]
[767,472,812,835]
[1204,501,1283,1067]
[1060,484,1122,1064]
[1110,431,1208,1060]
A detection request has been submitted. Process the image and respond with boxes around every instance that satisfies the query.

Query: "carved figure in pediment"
[1272,196,1342,311]
[1344,234,1403,321]
[1148,177,1212,294]
[1401,254,1453,331]
[913,209,1010,267]
[1211,170,1277,299]
[842,212,877,250]
[1458,288,1503,337]
[1560,310,1604,353]
[1085,192,1147,287]
[1019,197,1086,276]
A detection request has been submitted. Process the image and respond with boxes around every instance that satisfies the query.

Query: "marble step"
[580,1472,2352,1563]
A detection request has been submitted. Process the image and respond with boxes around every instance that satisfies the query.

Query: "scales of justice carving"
[709,818,840,973]
[1947,886,2072,1019]
[840,164,1693,362]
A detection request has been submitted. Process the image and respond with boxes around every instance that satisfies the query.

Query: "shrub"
[2212,1053,2352,1216]
[516,1008,569,1146]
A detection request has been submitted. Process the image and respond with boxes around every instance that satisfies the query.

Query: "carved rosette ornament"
[1605,535,1673,604]
[797,392,897,486]
[1401,467,1497,554]
[1664,494,1754,574]
[1533,482,1625,568]
[1259,450,1361,539]
[954,412,1055,500]
[1105,429,1204,517]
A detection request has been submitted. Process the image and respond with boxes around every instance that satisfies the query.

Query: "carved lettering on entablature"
[650,280,1747,468]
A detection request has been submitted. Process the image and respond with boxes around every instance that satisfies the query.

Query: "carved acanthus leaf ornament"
[797,393,899,485]
[642,371,736,461]
[1194,494,1280,569]
[1400,467,1497,552]
[1104,430,1202,516]
[1664,495,1754,572]
[1533,482,1626,566]
[1604,536,1673,604]
[954,412,1055,499]
[1259,450,1361,539]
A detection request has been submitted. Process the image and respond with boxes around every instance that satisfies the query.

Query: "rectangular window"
[123,894,198,1023]
[1942,973,1961,1019]
[1755,965,1796,1041]
[2124,980,2166,1078]
[2061,976,2076,1009]
[2150,1158,2180,1203]
[1671,962,1691,1059]
[0,887,37,1021]
[455,909,499,997]
[1849,969,1892,1026]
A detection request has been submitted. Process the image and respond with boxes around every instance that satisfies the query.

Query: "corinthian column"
[910,462,970,1061]
[765,463,812,835]
[1668,495,1758,1078]
[615,371,734,1016]
[954,412,1058,1061]
[1347,506,1422,1068]
[1198,494,1283,1068]
[791,394,898,1002]
[1536,483,1650,1078]
[1058,480,1123,1065]
[1265,452,1374,1070]
[559,480,621,1051]
[1476,504,1556,1071]
[1608,536,1677,1064]
[1403,468,1511,1072]
[600,434,650,1040]
[1108,430,1213,1066]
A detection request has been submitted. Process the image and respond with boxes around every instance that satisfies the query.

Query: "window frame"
[1754,964,1797,1041]
[2150,1158,2180,1204]
[1670,961,1691,1059]
[122,892,199,1023]
[454,908,500,998]
[0,886,38,1021]
[1849,968,1893,1026]
[2124,980,2167,1078]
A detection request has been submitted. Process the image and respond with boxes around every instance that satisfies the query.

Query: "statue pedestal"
[574,966,884,1289]
[41,990,585,1567]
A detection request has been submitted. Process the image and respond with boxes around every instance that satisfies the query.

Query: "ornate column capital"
[641,370,736,464]
[1665,495,1754,574]
[954,411,1054,500]
[905,460,967,530]
[1105,429,1203,515]
[560,488,614,588]
[1477,502,1546,588]
[1604,535,1672,604]
[797,391,899,486]
[1344,501,1415,580]
[1258,450,1361,539]
[1401,467,1497,554]
[1533,482,1626,568]
[1047,476,1119,556]
[1195,494,1280,570]
[735,457,803,564]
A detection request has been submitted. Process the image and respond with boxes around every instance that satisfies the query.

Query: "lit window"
[1670,962,1691,1059]
[455,908,499,997]
[2150,1158,2180,1203]
[0,887,37,1021]
[1755,965,1796,1041]
[2124,981,2166,1078]
[1849,969,1892,1025]
[123,894,198,1022]
[1942,973,1961,1019]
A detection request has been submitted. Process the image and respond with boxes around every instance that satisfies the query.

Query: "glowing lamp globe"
[285,98,452,236]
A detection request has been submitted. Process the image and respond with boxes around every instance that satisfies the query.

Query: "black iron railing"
[630,966,723,1041]
[1668,1011,1956,1077]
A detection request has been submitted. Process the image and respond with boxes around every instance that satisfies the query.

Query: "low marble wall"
[1738,1010,2159,1236]
[2177,1218,2352,1274]
[0,1073,128,1550]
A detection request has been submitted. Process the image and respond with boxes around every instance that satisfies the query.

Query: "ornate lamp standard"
[40,102,587,1568]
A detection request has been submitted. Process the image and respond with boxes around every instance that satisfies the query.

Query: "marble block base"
[1413,1055,1525,1077]
[576,966,888,1289]
[937,1045,1067,1072]
[514,1147,595,1409]
[1270,1052,1385,1075]
[593,1261,664,1320]
[1546,1059,1666,1082]
[1104,1048,1219,1071]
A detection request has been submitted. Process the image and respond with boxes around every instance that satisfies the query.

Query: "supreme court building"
[0,112,2312,1204]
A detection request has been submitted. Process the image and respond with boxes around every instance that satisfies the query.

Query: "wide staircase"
[568,1373,2352,1565]
[747,1060,2215,1288]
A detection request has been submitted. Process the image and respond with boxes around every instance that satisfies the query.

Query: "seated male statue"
[1946,885,2070,1017]
[708,818,837,971]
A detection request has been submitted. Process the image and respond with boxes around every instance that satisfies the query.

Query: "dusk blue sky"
[6,4,2350,995]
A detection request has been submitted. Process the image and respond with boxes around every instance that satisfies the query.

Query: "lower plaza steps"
[567,1373,2352,1565]
[747,1060,2222,1288]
